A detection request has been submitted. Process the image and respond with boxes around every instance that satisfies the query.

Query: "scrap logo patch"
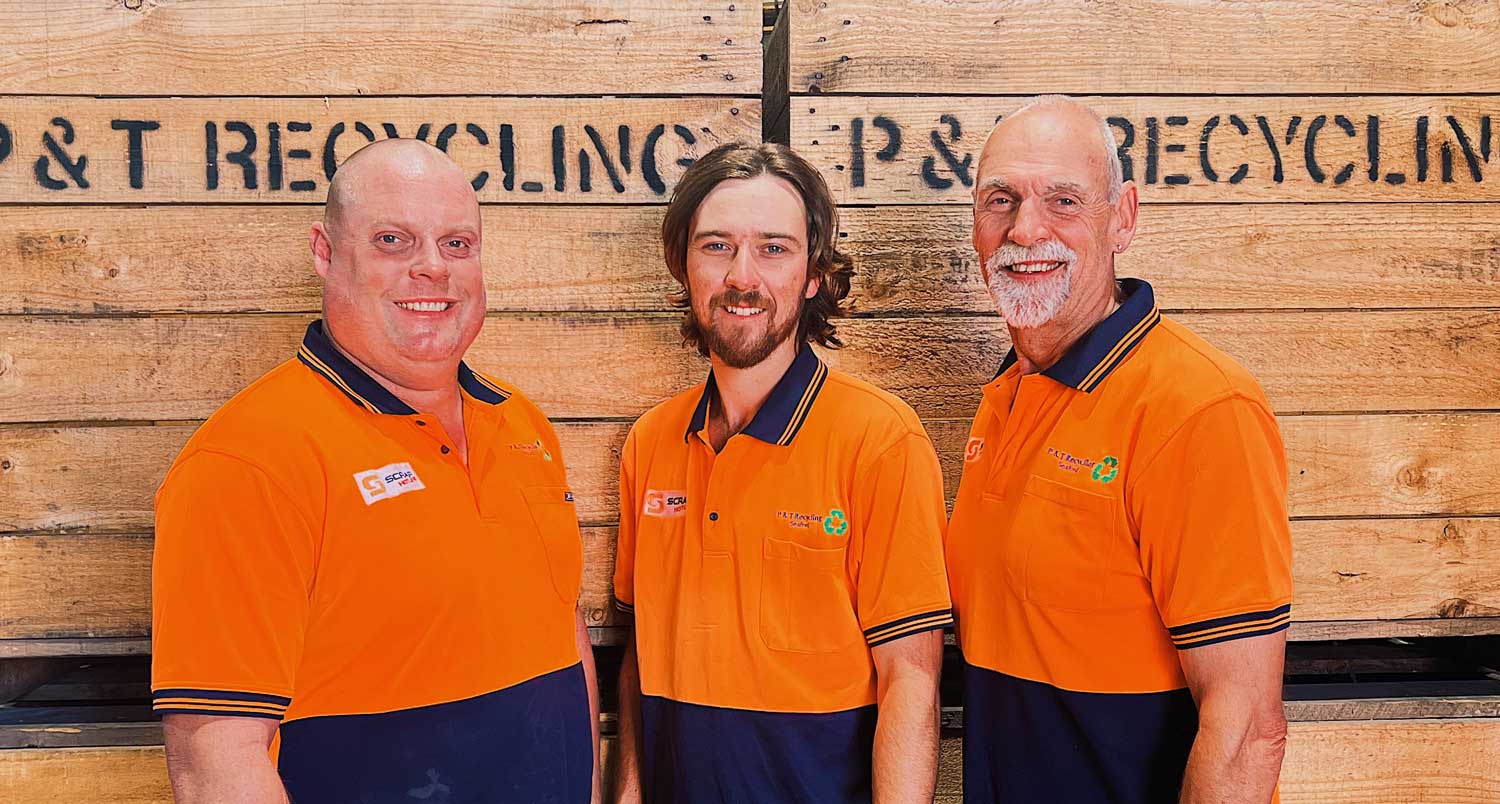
[964,437,986,462]
[643,489,688,518]
[354,462,426,505]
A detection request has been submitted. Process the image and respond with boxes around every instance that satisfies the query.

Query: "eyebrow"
[974,178,1089,196]
[692,229,803,242]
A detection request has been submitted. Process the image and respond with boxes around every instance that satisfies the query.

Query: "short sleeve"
[612,427,639,617]
[1129,395,1294,651]
[851,431,954,648]
[151,450,317,720]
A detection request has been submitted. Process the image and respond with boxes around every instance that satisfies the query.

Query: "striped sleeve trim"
[613,596,635,615]
[864,608,954,647]
[152,688,291,720]
[1168,604,1292,650]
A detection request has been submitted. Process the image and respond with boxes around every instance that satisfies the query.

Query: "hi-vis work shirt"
[614,345,953,804]
[946,279,1293,804]
[151,320,591,804]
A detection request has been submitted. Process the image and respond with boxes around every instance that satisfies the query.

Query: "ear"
[1111,181,1140,254]
[803,270,821,300]
[310,222,333,279]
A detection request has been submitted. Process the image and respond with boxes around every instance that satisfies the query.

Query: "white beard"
[984,245,1075,329]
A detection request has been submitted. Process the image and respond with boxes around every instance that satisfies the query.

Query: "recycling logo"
[823,508,849,536]
[536,439,553,462]
[1091,456,1119,484]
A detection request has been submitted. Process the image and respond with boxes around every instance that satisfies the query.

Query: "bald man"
[945,97,1292,803]
[151,139,600,804]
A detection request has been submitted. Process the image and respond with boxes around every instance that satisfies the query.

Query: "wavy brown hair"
[662,142,854,356]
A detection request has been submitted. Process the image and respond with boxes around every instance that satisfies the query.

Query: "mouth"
[722,305,766,318]
[394,299,456,313]
[1003,260,1068,275]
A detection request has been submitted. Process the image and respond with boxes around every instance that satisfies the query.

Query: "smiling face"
[972,102,1137,330]
[685,174,820,369]
[311,140,485,389]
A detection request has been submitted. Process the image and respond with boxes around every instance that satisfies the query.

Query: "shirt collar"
[994,278,1161,392]
[685,345,829,447]
[296,320,508,414]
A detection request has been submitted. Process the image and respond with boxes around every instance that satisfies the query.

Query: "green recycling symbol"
[1091,456,1119,484]
[823,508,849,536]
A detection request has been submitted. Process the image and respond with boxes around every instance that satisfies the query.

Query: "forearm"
[576,610,603,804]
[1178,714,1287,804]
[163,718,286,804]
[610,636,645,804]
[872,653,941,803]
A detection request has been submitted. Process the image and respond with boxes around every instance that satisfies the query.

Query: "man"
[611,142,953,804]
[946,96,1292,804]
[151,139,599,804]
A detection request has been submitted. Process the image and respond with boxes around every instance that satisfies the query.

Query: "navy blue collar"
[297,320,508,414]
[995,278,1161,392]
[685,345,829,446]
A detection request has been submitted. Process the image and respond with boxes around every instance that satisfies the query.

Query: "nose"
[1007,199,1050,249]
[410,238,450,282]
[724,244,758,291]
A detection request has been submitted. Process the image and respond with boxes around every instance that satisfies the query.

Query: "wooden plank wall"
[778,0,1500,641]
[0,0,762,654]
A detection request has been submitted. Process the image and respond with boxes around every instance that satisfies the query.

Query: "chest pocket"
[759,537,861,654]
[1011,474,1118,612]
[522,485,584,605]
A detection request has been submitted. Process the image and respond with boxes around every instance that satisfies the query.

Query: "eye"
[704,241,730,252]
[378,233,401,245]
[765,243,786,255]
[987,195,1012,208]
[1056,197,1078,206]
[446,239,467,249]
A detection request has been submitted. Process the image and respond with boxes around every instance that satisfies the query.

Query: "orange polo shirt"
[151,320,592,804]
[614,344,953,803]
[946,279,1293,804]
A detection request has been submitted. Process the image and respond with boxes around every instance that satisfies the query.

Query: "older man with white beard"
[944,96,1294,804]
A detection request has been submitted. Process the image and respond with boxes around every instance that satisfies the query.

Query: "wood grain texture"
[4,311,1499,423]
[0,97,758,203]
[785,0,1500,95]
[0,746,169,803]
[5,516,1498,642]
[1280,718,1500,803]
[6,414,1499,534]
[6,203,1499,315]
[0,1,759,96]
[791,96,1500,204]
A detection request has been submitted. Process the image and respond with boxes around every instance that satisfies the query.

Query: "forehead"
[341,171,480,232]
[976,110,1111,194]
[692,174,807,234]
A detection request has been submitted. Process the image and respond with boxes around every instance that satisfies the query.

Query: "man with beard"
[610,142,953,804]
[946,96,1292,804]
[151,139,598,804]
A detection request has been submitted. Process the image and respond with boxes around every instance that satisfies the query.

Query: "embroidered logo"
[1091,456,1120,484]
[964,437,986,463]
[508,439,553,461]
[643,489,688,518]
[822,508,849,536]
[354,462,426,505]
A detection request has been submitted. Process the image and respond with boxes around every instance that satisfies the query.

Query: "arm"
[610,634,644,804]
[162,714,287,804]
[1177,632,1288,804]
[870,629,943,804]
[576,609,603,804]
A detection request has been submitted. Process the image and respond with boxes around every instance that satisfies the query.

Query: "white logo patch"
[354,462,426,505]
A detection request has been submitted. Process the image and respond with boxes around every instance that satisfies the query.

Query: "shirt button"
[708,511,719,521]
[441,445,451,454]
[415,420,427,426]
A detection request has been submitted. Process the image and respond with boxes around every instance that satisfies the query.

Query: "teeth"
[1007,262,1063,274]
[396,301,451,312]
[725,306,765,316]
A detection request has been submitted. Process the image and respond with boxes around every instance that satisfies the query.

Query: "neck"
[707,337,801,444]
[1011,282,1122,375]
[325,331,466,417]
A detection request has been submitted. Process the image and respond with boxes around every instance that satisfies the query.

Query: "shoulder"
[1121,316,1275,421]
[628,383,707,442]
[819,368,927,437]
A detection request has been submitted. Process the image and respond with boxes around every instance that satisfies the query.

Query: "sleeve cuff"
[864,608,954,647]
[613,595,634,615]
[1168,603,1291,650]
[152,688,291,720]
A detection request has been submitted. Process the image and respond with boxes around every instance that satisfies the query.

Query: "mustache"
[989,241,1078,268]
[709,289,773,309]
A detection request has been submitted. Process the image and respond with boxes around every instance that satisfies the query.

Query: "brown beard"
[698,287,805,369]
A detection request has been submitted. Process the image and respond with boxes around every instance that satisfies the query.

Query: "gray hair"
[1001,94,1124,202]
